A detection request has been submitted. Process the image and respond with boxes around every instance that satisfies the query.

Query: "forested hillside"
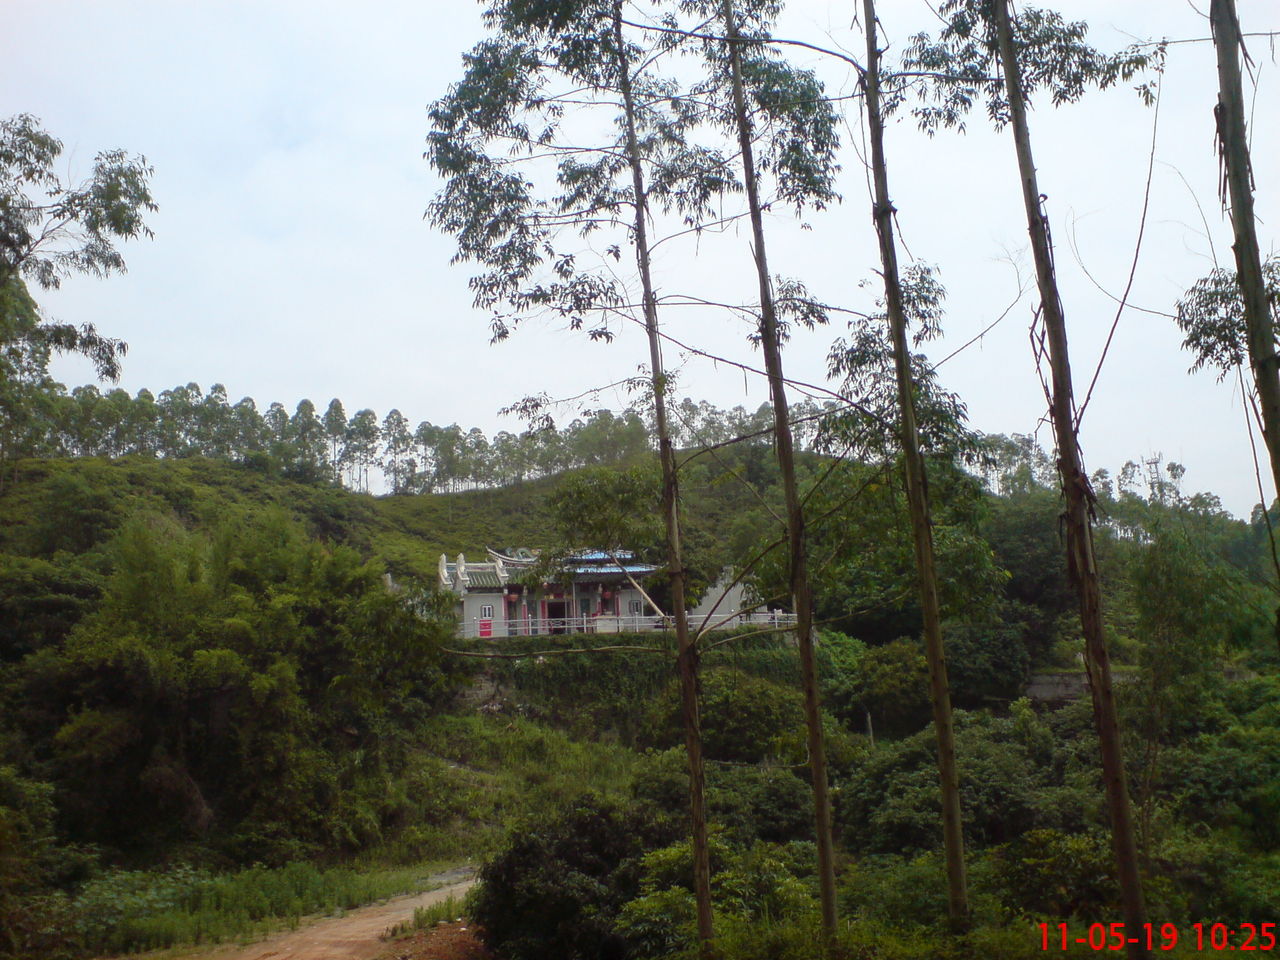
[4,0,1280,956]
[1,441,1277,958]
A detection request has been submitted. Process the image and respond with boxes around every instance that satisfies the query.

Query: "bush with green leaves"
[633,665,858,767]
[989,828,1117,921]
[944,624,1029,707]
[839,703,1100,855]
[615,838,815,958]
[632,748,814,846]
[695,669,806,764]
[824,638,932,738]
[474,629,823,746]
[8,507,456,862]
[469,794,673,960]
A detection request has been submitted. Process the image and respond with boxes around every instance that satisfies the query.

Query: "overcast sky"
[3,1,1277,515]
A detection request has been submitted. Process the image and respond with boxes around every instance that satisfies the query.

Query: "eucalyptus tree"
[427,1,742,947]
[1207,0,1279,507]
[0,113,155,383]
[200,384,236,458]
[431,423,464,493]
[491,430,519,485]
[1170,1,1280,644]
[67,385,104,457]
[412,421,440,492]
[263,400,292,467]
[383,409,415,493]
[289,399,327,479]
[902,3,1155,952]
[127,388,160,456]
[97,388,134,458]
[854,0,971,922]
[675,0,843,935]
[0,110,151,483]
[463,426,492,489]
[158,383,206,458]
[379,409,411,493]
[1176,261,1280,384]
[230,396,267,458]
[1174,257,1280,642]
[323,398,348,483]
[345,408,381,492]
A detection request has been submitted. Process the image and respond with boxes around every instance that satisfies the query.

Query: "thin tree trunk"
[1210,0,1280,652]
[991,3,1148,956]
[861,0,968,928]
[719,0,838,941]
[612,6,715,953]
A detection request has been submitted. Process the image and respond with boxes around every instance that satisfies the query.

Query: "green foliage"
[0,555,101,661]
[901,1,1157,134]
[0,765,62,954]
[421,713,640,826]
[1175,258,1280,381]
[0,114,154,464]
[615,885,697,959]
[8,504,455,862]
[1160,717,1280,851]
[838,848,1003,930]
[840,705,1100,856]
[980,485,1075,664]
[825,264,980,466]
[0,114,155,293]
[617,838,816,957]
[384,894,462,939]
[632,748,813,847]
[470,794,669,960]
[786,457,1006,643]
[549,464,663,561]
[472,628,845,746]
[688,668,805,764]
[3,417,1279,960]
[826,638,931,736]
[991,828,1117,920]
[944,624,1029,706]
[7,860,442,959]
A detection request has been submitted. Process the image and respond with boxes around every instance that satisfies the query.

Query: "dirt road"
[161,868,476,960]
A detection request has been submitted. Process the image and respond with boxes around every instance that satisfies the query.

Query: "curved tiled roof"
[443,548,656,592]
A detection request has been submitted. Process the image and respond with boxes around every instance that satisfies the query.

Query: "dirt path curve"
[159,868,476,960]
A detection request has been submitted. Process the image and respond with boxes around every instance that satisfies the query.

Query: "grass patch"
[35,860,454,957]
[383,895,463,940]
[409,713,641,856]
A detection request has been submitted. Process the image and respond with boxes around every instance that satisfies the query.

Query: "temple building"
[438,547,659,637]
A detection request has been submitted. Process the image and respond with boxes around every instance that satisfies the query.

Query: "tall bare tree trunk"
[719,0,838,941]
[612,6,714,953]
[1210,0,1280,652]
[861,0,968,928]
[991,2,1148,956]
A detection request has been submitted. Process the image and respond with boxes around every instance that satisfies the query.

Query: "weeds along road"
[129,869,476,960]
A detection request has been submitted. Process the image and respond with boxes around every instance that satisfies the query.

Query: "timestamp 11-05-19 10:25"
[1040,922,1278,952]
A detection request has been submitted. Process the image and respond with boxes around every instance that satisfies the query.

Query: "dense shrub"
[616,839,815,957]
[8,508,457,862]
[470,794,672,960]
[944,624,1029,707]
[990,828,1117,920]
[824,639,932,738]
[839,705,1101,855]
[632,748,814,845]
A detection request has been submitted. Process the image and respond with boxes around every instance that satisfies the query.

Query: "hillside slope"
[0,456,563,582]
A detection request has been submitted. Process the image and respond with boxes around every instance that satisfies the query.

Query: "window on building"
[628,600,643,615]
[480,603,494,620]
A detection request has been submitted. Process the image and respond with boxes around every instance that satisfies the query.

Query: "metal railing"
[456,611,798,639]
